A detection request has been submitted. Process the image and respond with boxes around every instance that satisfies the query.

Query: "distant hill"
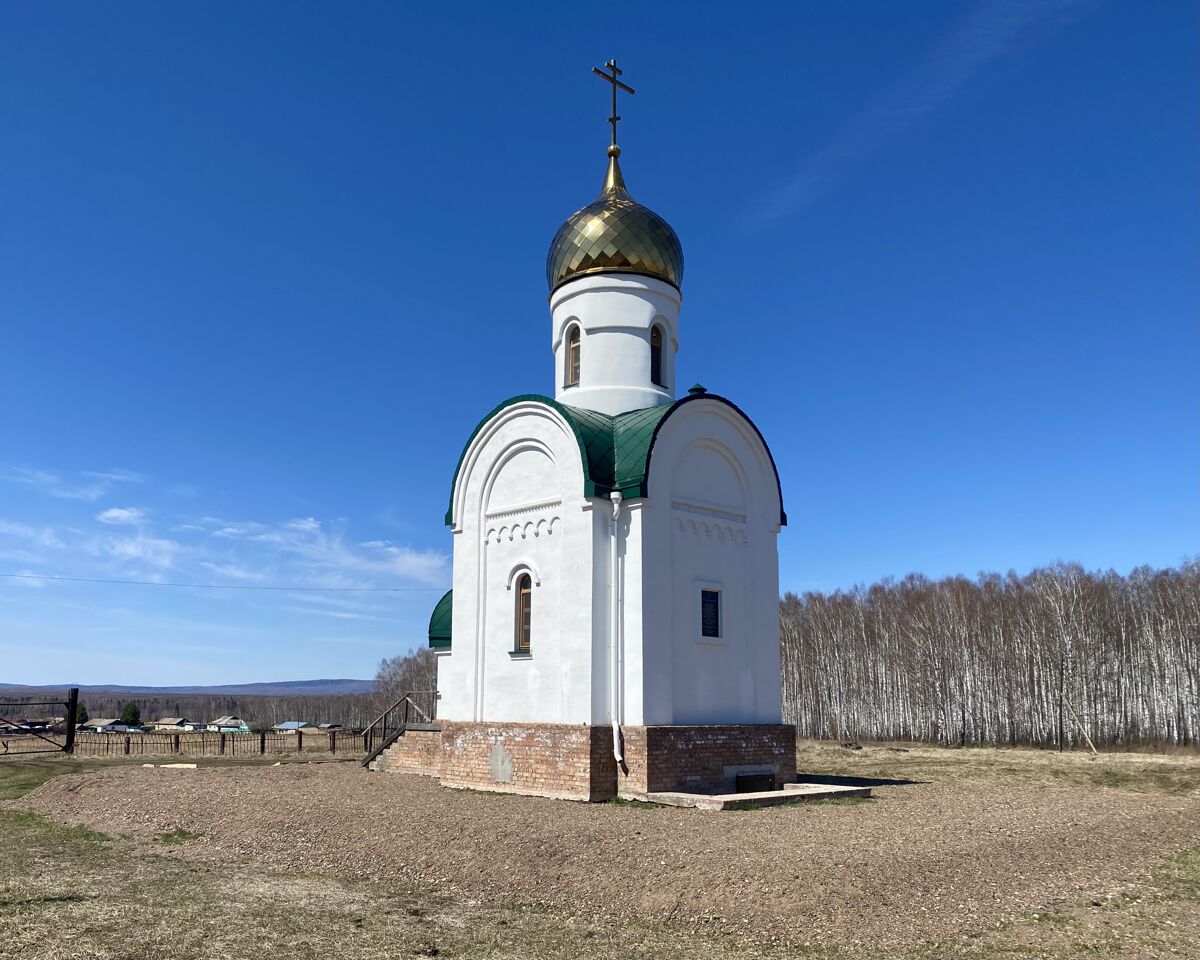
[0,679,376,697]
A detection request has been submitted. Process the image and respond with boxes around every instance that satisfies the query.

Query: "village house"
[80,718,129,733]
[153,717,199,731]
[207,716,251,734]
[272,721,313,733]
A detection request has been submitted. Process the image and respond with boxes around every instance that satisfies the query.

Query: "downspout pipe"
[609,491,624,763]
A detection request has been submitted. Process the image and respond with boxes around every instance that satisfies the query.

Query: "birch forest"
[780,560,1200,749]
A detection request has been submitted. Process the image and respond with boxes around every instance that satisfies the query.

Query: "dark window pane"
[701,589,721,638]
[567,327,581,386]
[650,326,663,387]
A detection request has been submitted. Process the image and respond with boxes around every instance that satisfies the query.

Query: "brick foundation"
[436,721,617,801]
[372,725,443,777]
[618,724,796,798]
[372,722,795,802]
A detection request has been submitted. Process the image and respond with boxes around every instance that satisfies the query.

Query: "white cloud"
[198,561,270,581]
[83,468,146,484]
[103,533,181,569]
[9,465,145,502]
[192,514,448,588]
[282,605,388,622]
[97,506,146,526]
[0,518,63,549]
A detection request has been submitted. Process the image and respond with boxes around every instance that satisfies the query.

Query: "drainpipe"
[609,491,624,763]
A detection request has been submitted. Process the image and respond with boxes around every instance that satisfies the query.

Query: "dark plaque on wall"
[701,589,721,638]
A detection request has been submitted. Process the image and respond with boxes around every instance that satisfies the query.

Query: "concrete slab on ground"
[645,782,872,810]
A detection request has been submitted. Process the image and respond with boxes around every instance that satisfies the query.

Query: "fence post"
[297,730,303,753]
[123,735,131,755]
[329,731,336,754]
[173,734,180,754]
[64,687,78,755]
[219,733,226,755]
[260,731,266,755]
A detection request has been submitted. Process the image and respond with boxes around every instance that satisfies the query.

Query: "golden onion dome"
[546,146,684,294]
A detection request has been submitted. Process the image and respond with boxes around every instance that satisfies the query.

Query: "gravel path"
[16,755,1200,950]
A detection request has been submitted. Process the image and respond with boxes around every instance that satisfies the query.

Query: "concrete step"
[644,782,871,811]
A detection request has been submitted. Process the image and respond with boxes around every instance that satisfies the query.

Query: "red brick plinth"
[373,722,796,802]
[618,724,796,799]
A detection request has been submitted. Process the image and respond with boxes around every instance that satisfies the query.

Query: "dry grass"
[2,745,1199,959]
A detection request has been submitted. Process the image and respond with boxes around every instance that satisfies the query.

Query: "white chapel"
[386,64,793,801]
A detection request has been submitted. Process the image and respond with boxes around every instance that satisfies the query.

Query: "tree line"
[780,560,1200,749]
[31,650,441,732]
[21,691,384,732]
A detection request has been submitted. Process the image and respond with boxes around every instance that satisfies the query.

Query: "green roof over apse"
[428,589,452,650]
[444,393,786,528]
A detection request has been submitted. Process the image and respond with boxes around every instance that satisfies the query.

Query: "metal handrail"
[360,690,436,767]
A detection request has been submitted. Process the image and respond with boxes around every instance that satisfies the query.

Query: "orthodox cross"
[592,59,635,147]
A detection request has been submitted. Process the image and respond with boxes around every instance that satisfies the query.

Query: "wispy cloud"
[97,506,147,526]
[199,515,448,588]
[99,533,182,569]
[198,561,271,581]
[8,569,48,589]
[282,605,389,622]
[84,468,146,484]
[0,518,63,549]
[748,0,1097,223]
[9,465,145,502]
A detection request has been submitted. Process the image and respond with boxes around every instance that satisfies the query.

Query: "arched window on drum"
[650,324,665,388]
[565,325,581,388]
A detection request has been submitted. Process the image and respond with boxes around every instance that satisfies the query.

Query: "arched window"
[514,573,532,653]
[650,325,664,387]
[565,325,581,387]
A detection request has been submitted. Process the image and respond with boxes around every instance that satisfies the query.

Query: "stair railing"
[360,690,436,767]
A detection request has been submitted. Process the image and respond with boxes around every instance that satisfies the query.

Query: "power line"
[0,572,442,592]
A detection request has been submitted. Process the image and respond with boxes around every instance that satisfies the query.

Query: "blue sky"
[1,1,1195,685]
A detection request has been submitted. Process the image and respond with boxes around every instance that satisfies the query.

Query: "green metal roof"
[445,393,786,527]
[428,589,452,650]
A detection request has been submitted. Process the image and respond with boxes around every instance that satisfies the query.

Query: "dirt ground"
[6,743,1200,959]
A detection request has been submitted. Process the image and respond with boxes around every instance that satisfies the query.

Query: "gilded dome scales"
[546,60,684,294]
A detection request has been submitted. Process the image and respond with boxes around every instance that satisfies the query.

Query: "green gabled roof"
[611,402,676,495]
[445,393,786,527]
[428,589,452,649]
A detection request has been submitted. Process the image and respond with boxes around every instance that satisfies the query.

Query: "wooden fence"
[0,730,360,758]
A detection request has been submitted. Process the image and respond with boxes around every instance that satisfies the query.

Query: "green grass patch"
[157,828,201,845]
[1154,847,1200,902]
[607,796,664,809]
[0,758,106,800]
[1092,768,1136,788]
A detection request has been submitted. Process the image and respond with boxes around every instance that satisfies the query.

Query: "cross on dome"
[592,59,635,150]
[544,59,683,294]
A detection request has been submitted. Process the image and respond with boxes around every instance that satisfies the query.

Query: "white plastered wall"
[629,399,783,725]
[440,401,598,724]
[551,273,680,416]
